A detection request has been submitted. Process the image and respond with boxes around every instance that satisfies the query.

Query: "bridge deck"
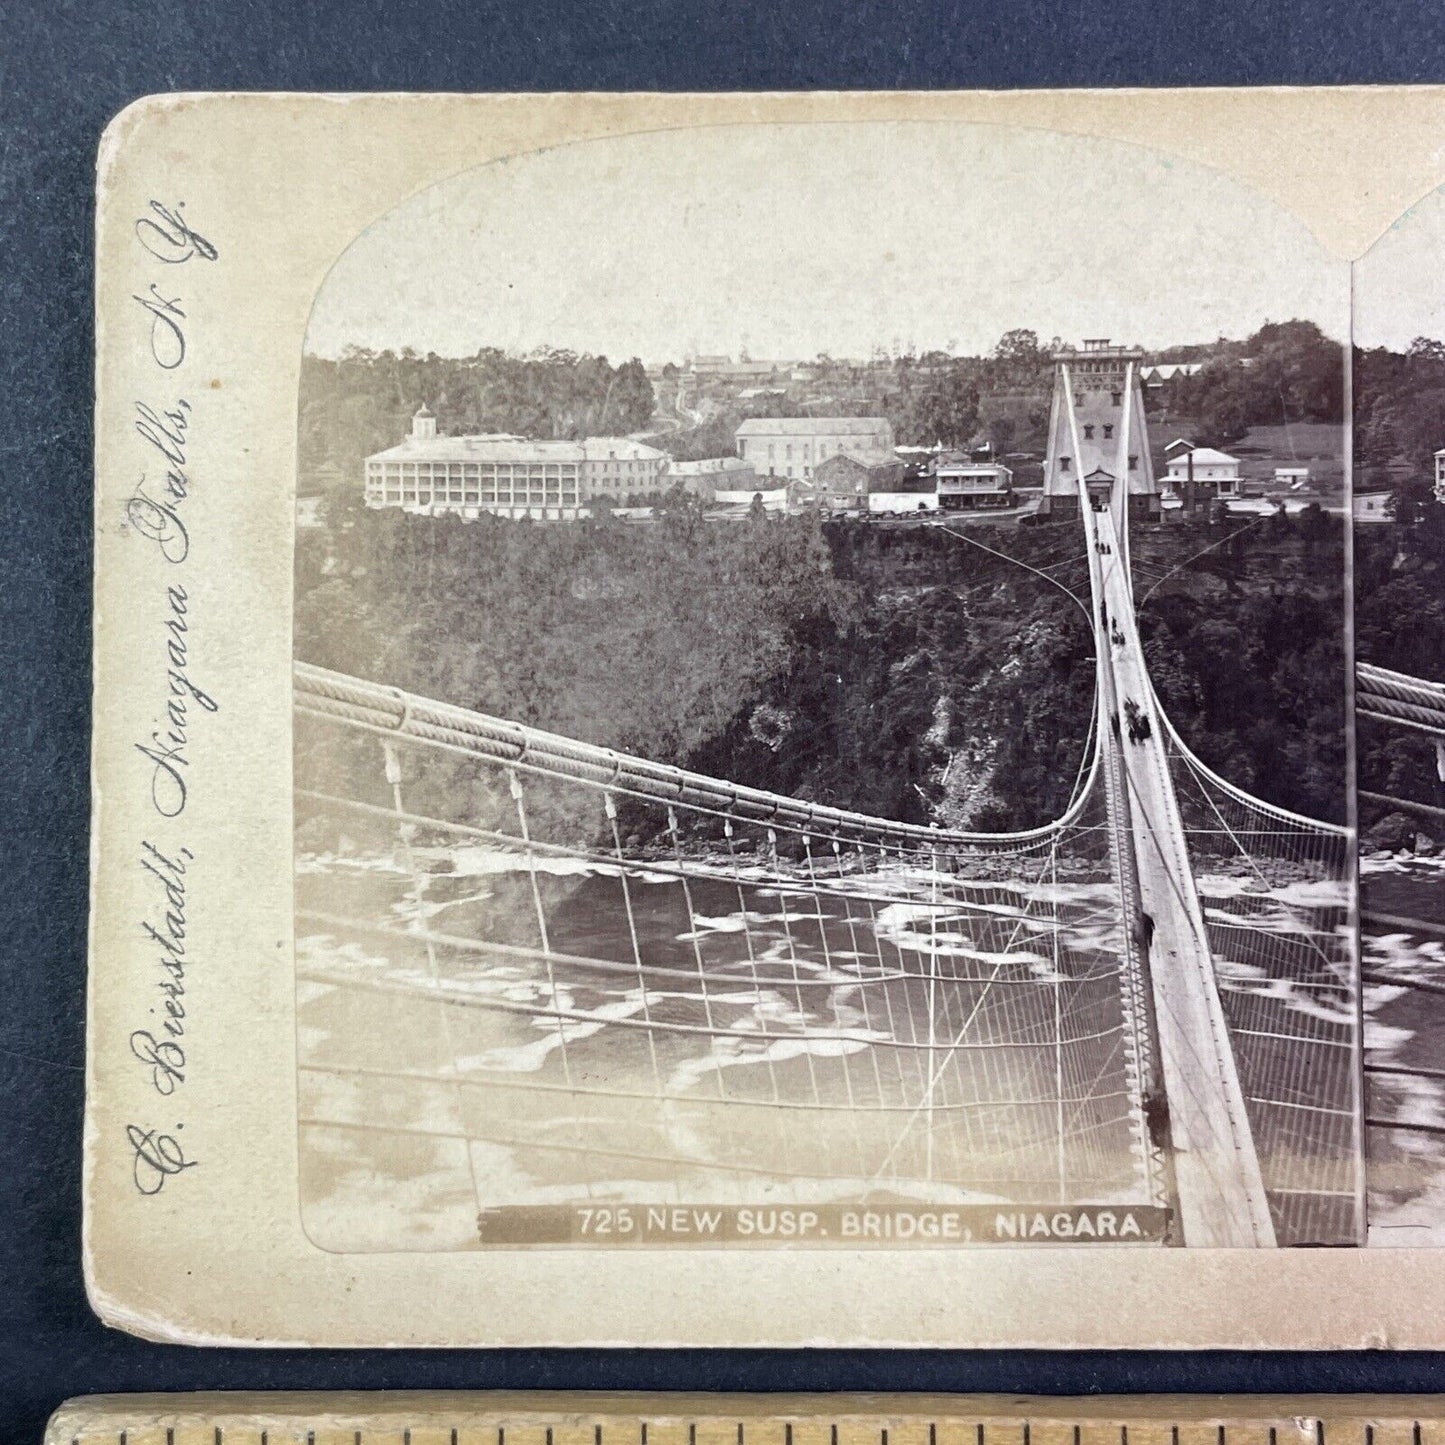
[1091,501,1275,1247]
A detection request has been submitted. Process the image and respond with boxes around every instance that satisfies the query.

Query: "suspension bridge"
[1354,662,1445,1241]
[292,356,1363,1250]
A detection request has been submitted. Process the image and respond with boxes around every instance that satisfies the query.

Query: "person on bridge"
[1130,909,1156,961]
[1142,1085,1171,1154]
[1123,698,1152,743]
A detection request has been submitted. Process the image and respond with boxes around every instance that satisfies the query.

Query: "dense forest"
[1133,512,1345,822]
[298,347,655,492]
[1352,337,1445,841]
[1162,319,1344,447]
[297,494,1347,833]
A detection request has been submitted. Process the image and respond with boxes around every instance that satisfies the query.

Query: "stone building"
[1039,341,1160,521]
[735,416,895,481]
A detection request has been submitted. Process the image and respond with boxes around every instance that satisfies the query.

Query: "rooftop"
[817,447,901,472]
[366,434,668,465]
[1167,446,1239,466]
[735,416,890,436]
[1052,340,1144,361]
[670,456,755,474]
[936,455,1012,473]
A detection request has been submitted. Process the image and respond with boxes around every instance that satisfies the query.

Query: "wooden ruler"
[42,1396,1445,1445]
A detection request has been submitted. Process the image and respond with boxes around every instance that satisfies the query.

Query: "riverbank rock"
[1364,811,1418,853]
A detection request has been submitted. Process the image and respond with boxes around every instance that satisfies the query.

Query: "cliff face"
[296,506,1347,835]
[686,518,1347,830]
[1131,518,1347,823]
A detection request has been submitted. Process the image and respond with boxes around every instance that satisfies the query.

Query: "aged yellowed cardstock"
[89,89,1445,1346]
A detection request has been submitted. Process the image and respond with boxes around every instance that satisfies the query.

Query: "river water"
[295,824,1363,1251]
[1362,853,1445,1246]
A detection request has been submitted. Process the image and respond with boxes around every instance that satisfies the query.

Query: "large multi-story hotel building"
[364,408,670,520]
[735,416,895,480]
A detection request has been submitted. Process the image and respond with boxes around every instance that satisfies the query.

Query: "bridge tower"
[1040,340,1161,526]
[1051,347,1277,1247]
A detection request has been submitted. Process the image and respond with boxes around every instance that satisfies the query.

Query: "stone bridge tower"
[1041,340,1160,522]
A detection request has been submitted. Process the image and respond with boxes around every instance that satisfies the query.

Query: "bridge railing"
[294,663,1097,851]
[293,661,1164,1233]
[1354,662,1445,1241]
[1148,691,1364,1245]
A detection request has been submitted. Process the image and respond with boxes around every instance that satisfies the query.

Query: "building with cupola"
[363,406,669,520]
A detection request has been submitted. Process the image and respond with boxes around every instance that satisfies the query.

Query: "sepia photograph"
[1352,188,1445,1245]
[289,122,1361,1253]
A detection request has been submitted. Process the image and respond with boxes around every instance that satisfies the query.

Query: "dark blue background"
[5,3,1445,1443]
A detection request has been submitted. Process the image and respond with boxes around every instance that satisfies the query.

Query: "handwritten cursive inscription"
[139,840,192,1036]
[134,586,218,818]
[122,200,219,1196]
[126,1123,196,1196]
[130,1030,186,1095]
[134,201,218,265]
[126,399,193,562]
[132,283,188,370]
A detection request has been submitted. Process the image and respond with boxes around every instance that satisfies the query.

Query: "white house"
[1435,447,1445,503]
[1164,445,1242,496]
[1354,491,1392,524]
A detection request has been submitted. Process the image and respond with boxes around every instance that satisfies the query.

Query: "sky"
[1355,181,1445,351]
[305,121,1351,364]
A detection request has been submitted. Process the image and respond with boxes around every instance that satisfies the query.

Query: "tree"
[905,377,980,447]
[994,328,1043,363]
[1409,335,1445,369]
[986,415,1016,455]
[612,357,656,432]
